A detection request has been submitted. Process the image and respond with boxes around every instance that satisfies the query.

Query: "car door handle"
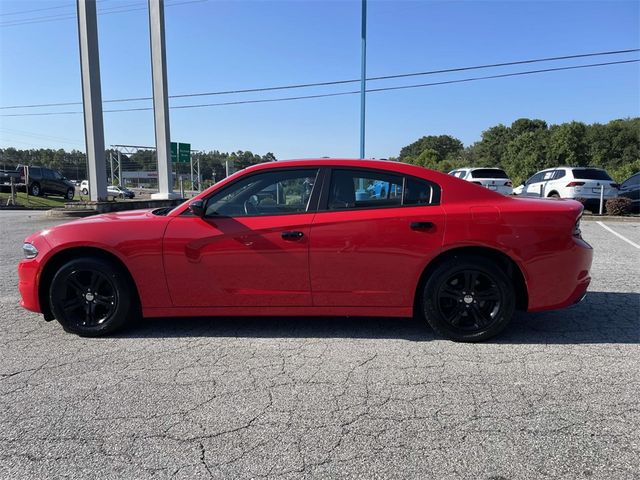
[410,221,434,230]
[281,231,304,240]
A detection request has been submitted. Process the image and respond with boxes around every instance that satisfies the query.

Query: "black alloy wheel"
[422,255,515,342]
[49,257,135,336]
[30,183,41,196]
[66,188,74,200]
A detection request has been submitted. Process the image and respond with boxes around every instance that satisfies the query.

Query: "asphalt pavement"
[0,211,638,479]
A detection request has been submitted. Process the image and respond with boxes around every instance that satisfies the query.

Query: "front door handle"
[282,231,304,240]
[410,221,434,230]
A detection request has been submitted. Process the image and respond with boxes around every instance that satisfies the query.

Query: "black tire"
[49,256,136,336]
[66,188,75,200]
[81,188,88,195]
[421,255,515,342]
[30,182,41,196]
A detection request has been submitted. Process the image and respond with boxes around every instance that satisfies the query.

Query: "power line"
[1,58,636,118]
[0,0,207,28]
[1,48,638,110]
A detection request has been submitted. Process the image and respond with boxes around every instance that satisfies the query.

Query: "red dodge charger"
[18,159,592,341]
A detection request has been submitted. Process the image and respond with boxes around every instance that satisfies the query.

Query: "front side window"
[621,173,639,189]
[205,169,319,217]
[327,169,440,210]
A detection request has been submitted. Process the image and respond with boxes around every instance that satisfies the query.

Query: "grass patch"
[0,192,79,208]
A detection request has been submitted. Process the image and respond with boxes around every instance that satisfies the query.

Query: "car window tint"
[328,169,403,210]
[572,169,613,181]
[29,167,41,177]
[404,177,440,205]
[471,169,508,179]
[621,173,639,188]
[553,170,566,180]
[528,172,544,183]
[42,169,54,179]
[205,169,319,217]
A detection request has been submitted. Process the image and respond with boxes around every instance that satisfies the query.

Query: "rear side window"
[29,167,41,177]
[571,169,613,181]
[553,170,566,180]
[326,169,440,210]
[404,177,440,205]
[621,173,639,188]
[471,169,509,179]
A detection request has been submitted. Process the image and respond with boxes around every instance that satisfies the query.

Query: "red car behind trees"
[18,159,592,342]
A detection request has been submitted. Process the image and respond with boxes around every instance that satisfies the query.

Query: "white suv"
[518,167,619,208]
[448,168,513,195]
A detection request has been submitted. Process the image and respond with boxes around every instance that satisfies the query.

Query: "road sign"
[178,142,191,163]
[171,142,190,163]
[170,142,177,162]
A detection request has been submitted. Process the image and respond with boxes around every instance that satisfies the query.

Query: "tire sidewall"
[31,183,40,196]
[66,188,74,200]
[422,255,515,342]
[49,257,132,336]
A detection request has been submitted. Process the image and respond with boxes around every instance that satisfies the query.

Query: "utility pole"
[77,0,108,201]
[359,0,367,159]
[148,0,177,199]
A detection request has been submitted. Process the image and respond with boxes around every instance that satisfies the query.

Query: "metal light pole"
[359,0,367,159]
[148,0,177,199]
[77,0,108,201]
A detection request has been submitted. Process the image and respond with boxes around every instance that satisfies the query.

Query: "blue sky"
[0,0,638,159]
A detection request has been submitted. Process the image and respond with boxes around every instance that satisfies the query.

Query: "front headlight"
[22,243,38,259]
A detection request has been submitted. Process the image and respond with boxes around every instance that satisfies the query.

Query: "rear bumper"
[526,237,593,312]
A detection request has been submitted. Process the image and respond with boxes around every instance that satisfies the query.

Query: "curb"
[582,215,639,223]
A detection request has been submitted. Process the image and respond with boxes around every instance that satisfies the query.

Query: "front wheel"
[421,256,515,342]
[49,257,136,336]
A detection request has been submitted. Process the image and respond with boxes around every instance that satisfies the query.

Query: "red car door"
[163,168,320,307]
[309,168,446,308]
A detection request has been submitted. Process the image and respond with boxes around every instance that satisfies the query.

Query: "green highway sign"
[170,142,177,162]
[178,142,191,163]
[170,142,191,163]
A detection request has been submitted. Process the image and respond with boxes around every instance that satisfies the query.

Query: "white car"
[80,180,89,195]
[448,168,513,195]
[517,167,619,209]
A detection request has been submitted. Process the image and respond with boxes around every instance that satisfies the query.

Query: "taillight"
[573,217,582,238]
[504,181,512,187]
[566,182,585,187]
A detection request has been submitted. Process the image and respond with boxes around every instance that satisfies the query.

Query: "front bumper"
[18,258,42,313]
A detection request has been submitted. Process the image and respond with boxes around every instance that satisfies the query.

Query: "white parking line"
[596,221,640,249]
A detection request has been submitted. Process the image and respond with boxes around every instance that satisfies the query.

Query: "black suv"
[20,166,75,200]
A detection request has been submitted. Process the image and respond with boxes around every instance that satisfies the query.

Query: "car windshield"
[471,169,509,179]
[572,169,613,181]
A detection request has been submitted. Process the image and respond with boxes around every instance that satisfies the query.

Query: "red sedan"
[18,159,592,342]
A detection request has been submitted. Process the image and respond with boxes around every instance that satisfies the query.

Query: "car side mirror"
[189,200,205,217]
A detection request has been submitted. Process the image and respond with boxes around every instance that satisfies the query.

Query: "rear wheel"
[30,182,41,196]
[49,257,135,336]
[421,255,515,342]
[66,188,74,200]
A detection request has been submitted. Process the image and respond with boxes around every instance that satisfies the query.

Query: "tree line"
[1,117,638,187]
[395,117,640,185]
[0,146,276,185]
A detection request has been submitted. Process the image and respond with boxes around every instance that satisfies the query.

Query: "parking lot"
[0,211,638,479]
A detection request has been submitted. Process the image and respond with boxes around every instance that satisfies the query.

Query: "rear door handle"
[282,231,304,240]
[410,221,434,230]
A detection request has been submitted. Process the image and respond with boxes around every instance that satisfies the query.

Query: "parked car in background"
[618,172,639,212]
[448,168,513,195]
[108,185,135,199]
[80,181,136,199]
[16,165,75,200]
[517,167,619,210]
[19,159,592,343]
